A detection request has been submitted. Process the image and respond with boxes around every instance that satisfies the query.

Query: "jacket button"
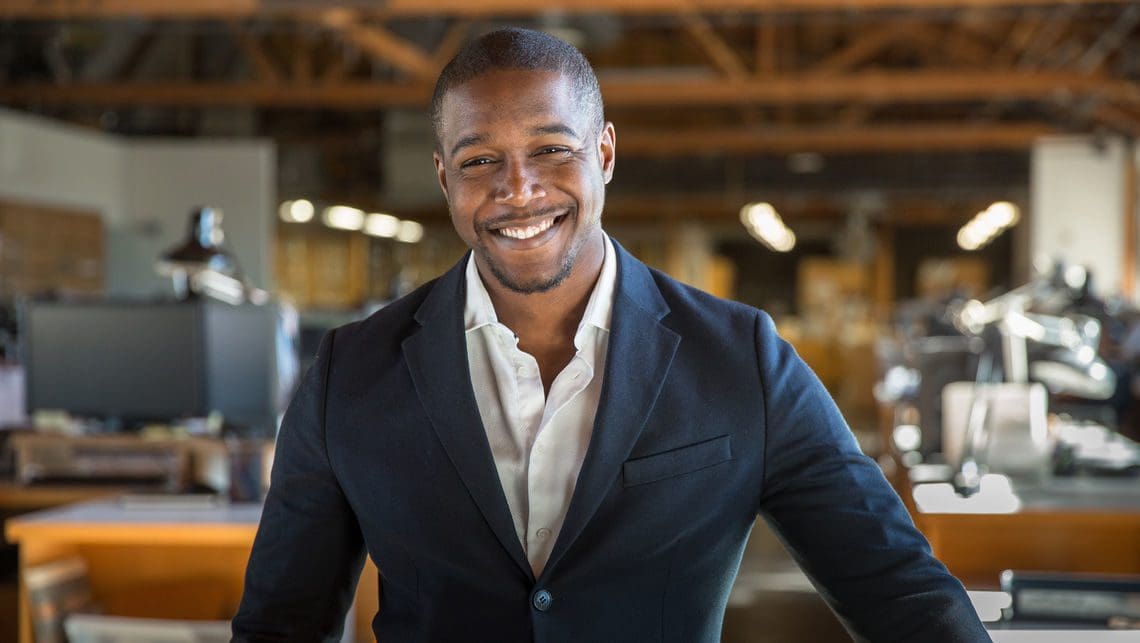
[532,589,553,611]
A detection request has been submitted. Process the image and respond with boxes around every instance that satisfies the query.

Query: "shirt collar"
[463,234,617,338]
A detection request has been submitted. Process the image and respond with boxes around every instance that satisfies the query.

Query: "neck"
[483,233,606,394]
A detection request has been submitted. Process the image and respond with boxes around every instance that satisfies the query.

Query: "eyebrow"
[531,123,579,140]
[448,123,581,159]
[449,134,485,158]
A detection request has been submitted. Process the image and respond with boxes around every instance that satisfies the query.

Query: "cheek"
[445,183,480,215]
[445,192,487,240]
[549,165,593,195]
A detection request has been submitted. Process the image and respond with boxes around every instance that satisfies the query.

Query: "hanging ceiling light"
[958,201,1020,251]
[395,220,424,244]
[321,205,365,231]
[278,199,314,223]
[364,212,401,238]
[740,202,796,252]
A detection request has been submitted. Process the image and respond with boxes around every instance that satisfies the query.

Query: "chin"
[489,263,572,295]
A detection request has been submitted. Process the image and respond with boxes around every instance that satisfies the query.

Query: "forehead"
[437,69,587,147]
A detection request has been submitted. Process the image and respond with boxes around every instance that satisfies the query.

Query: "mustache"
[479,205,570,232]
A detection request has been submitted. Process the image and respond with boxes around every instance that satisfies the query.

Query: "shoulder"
[323,275,444,360]
[640,263,771,338]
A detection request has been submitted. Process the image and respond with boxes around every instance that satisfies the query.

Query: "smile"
[494,215,562,240]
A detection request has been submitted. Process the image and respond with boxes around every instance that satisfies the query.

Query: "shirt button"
[572,371,581,380]
[536,527,551,541]
[532,589,553,611]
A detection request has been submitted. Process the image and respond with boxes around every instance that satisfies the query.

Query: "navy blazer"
[233,241,990,642]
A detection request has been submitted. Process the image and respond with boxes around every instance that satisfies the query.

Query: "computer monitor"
[22,299,282,435]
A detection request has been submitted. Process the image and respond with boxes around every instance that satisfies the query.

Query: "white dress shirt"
[463,236,616,576]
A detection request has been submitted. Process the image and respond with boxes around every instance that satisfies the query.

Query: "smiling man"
[232,28,990,643]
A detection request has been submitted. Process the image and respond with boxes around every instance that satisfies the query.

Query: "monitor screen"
[22,299,280,434]
[24,301,206,425]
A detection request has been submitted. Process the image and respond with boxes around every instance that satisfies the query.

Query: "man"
[233,28,990,643]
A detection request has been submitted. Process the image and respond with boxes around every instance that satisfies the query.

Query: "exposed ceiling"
[2,0,1138,226]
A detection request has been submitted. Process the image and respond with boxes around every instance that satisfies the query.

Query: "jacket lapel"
[542,242,681,577]
[402,255,534,582]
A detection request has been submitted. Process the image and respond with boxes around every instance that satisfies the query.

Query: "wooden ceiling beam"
[836,103,879,127]
[598,71,1140,106]
[4,0,1137,19]
[932,25,995,66]
[596,194,1000,224]
[991,10,1044,68]
[292,33,314,82]
[0,82,431,107]
[678,12,749,79]
[2,72,1134,108]
[1016,6,1076,69]
[810,22,910,75]
[1075,4,1140,74]
[432,20,473,69]
[110,27,159,80]
[756,18,778,76]
[617,123,1055,155]
[318,11,438,80]
[1090,102,1140,138]
[226,22,282,83]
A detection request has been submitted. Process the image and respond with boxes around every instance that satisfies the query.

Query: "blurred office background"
[0,2,1139,642]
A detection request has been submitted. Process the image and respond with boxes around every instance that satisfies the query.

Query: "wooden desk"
[5,499,378,643]
[0,483,128,512]
[911,475,1140,589]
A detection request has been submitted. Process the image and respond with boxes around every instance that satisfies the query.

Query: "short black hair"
[430,27,604,151]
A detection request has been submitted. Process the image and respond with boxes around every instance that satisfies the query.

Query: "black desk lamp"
[156,206,250,303]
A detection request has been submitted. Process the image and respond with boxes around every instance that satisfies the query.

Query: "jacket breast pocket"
[622,435,733,487]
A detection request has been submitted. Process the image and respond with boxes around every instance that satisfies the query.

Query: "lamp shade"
[157,206,236,275]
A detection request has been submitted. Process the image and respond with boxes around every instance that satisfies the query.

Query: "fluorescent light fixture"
[278,199,315,223]
[957,201,1020,251]
[285,198,316,223]
[364,213,400,238]
[986,201,1019,228]
[740,202,795,252]
[322,205,364,231]
[396,220,424,243]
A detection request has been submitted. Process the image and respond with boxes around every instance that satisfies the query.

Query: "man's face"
[433,69,615,294]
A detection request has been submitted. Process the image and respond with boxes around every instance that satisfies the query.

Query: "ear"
[433,150,450,203]
[598,122,616,185]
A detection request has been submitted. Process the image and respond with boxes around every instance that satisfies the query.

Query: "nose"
[494,159,546,207]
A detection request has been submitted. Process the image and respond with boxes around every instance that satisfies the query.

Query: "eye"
[459,157,495,169]
[536,146,571,156]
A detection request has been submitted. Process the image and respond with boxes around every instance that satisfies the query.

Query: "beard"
[480,244,576,294]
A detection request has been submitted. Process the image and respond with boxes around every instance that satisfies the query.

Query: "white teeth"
[498,217,555,240]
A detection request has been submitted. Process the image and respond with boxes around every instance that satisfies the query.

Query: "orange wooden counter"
[5,498,378,643]
[910,474,1140,589]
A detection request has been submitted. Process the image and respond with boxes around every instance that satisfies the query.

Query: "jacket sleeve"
[753,312,991,643]
[232,330,366,642]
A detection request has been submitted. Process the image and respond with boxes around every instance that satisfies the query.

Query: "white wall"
[1031,135,1128,297]
[0,108,275,297]
[0,108,127,225]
